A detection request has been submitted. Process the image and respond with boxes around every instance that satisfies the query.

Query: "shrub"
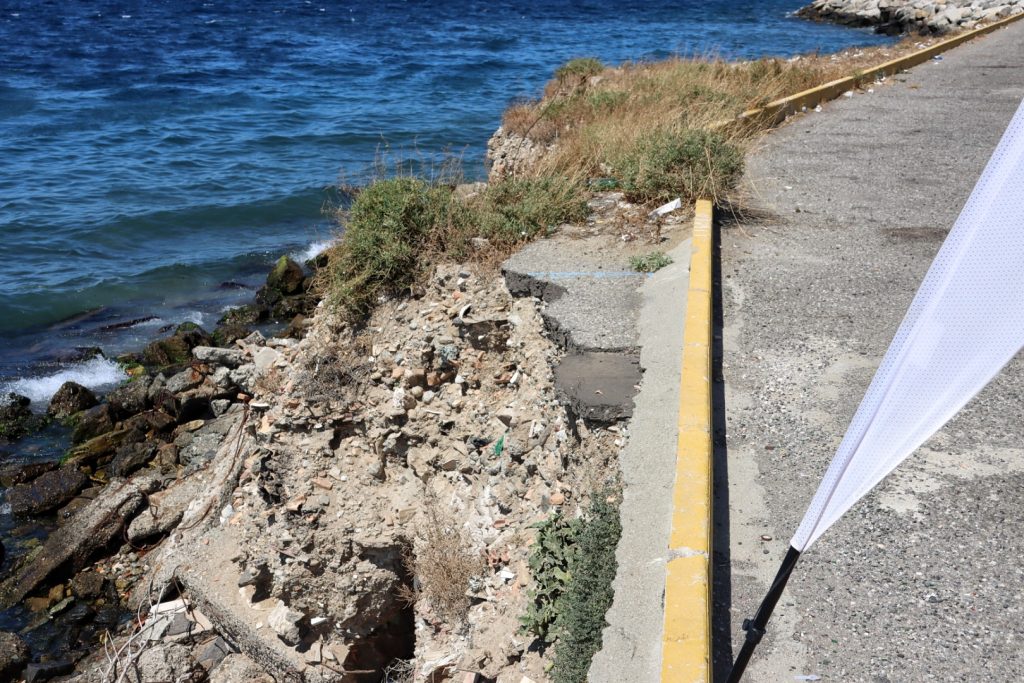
[554,57,604,83]
[323,177,455,315]
[322,168,588,318]
[629,251,673,273]
[520,494,622,683]
[616,128,743,204]
[475,176,589,248]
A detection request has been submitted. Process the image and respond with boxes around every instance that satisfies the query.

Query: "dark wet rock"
[7,467,88,516]
[211,322,252,347]
[0,471,160,607]
[121,409,176,435]
[107,375,154,418]
[63,601,95,625]
[271,293,316,320]
[23,660,74,683]
[70,403,115,444]
[217,304,266,327]
[63,427,141,469]
[0,393,38,441]
[109,441,158,478]
[0,630,28,680]
[71,571,106,599]
[266,255,305,296]
[218,281,251,290]
[0,460,57,487]
[48,381,98,420]
[142,323,212,367]
[196,636,233,672]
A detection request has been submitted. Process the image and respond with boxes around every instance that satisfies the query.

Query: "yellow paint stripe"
[662,199,714,682]
[717,12,1024,133]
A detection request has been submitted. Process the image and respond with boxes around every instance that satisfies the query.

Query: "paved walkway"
[721,20,1024,682]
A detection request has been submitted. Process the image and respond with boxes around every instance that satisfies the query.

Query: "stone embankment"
[799,0,1023,33]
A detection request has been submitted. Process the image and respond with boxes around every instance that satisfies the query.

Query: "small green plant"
[554,57,604,83]
[551,496,621,683]
[615,128,743,204]
[629,251,673,273]
[520,512,583,641]
[520,494,622,683]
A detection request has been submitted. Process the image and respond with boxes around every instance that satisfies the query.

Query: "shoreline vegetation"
[0,17,995,683]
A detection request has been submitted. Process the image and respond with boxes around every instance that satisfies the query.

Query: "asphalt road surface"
[720,21,1024,683]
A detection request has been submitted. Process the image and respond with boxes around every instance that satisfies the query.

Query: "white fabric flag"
[792,97,1024,552]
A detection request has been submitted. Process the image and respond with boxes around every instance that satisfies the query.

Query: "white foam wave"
[1,357,127,407]
[182,311,207,327]
[292,239,334,263]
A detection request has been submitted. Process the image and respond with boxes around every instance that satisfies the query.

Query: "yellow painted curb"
[662,199,714,683]
[722,11,1024,132]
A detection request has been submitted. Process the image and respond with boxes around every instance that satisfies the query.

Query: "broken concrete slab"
[553,352,641,423]
[0,470,161,607]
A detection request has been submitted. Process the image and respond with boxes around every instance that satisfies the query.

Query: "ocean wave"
[291,238,334,263]
[1,356,126,406]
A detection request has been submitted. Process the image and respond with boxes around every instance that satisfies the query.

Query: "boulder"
[71,571,106,599]
[266,255,305,296]
[0,393,38,441]
[211,322,253,347]
[63,427,141,469]
[107,375,154,418]
[192,346,245,368]
[0,460,57,487]
[22,660,73,683]
[127,470,206,542]
[142,323,212,367]
[109,442,158,478]
[48,381,98,419]
[217,304,266,327]
[209,653,274,683]
[165,368,203,394]
[70,403,114,443]
[0,471,161,607]
[7,467,88,516]
[130,643,201,683]
[121,409,176,435]
[0,631,29,681]
[268,601,304,645]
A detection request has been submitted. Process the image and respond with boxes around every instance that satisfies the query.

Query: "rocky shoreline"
[798,0,1024,34]
[0,254,321,682]
[0,172,657,681]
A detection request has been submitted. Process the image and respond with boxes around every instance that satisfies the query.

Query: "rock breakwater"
[799,0,1024,34]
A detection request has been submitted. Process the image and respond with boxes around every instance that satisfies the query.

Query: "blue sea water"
[0,0,894,396]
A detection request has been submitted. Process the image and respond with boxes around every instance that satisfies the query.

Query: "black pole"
[725,545,802,683]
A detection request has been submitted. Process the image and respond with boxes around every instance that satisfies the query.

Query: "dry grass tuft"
[400,503,485,626]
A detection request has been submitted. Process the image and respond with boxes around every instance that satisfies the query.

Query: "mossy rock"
[218,304,266,327]
[0,394,47,442]
[266,255,305,296]
[142,325,212,367]
[211,322,253,347]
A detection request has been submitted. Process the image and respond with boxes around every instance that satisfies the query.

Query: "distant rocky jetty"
[798,0,1024,34]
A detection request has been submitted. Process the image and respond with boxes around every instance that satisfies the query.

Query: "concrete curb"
[723,11,1024,132]
[661,199,714,682]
